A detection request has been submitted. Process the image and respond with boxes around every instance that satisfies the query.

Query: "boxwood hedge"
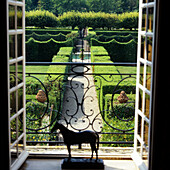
[26,38,73,62]
[91,38,137,62]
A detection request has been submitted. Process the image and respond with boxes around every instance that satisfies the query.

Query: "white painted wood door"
[132,0,157,169]
[7,0,28,169]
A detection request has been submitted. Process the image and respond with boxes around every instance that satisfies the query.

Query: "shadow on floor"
[19,159,137,170]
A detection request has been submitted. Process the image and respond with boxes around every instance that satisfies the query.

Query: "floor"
[19,158,137,170]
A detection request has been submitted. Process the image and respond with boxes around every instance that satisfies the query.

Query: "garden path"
[60,53,102,132]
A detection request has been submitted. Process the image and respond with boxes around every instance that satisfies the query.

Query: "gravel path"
[60,54,102,132]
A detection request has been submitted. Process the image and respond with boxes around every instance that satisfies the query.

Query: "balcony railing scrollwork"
[23,62,137,146]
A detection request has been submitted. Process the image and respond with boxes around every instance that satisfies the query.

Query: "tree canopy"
[26,0,139,15]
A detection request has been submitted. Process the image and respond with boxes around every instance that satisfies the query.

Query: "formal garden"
[10,0,141,147]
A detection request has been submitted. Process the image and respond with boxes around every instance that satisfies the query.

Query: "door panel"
[7,0,28,169]
[132,0,157,169]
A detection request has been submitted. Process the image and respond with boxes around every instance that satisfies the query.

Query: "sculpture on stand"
[51,122,99,160]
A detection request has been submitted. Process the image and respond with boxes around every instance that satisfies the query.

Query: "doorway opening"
[7,0,157,169]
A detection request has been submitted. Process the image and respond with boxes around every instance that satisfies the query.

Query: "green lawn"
[92,53,136,146]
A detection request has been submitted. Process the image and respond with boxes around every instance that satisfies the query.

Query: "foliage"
[95,30,138,36]
[26,10,58,28]
[57,47,73,56]
[92,56,136,146]
[91,38,137,62]
[57,11,138,30]
[26,32,67,41]
[118,12,139,30]
[26,0,139,15]
[26,48,73,143]
[26,29,72,35]
[91,46,109,56]
[26,37,73,62]
[97,34,136,42]
[25,10,138,30]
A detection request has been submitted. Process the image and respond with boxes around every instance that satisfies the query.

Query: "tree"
[25,0,139,14]
[25,0,39,11]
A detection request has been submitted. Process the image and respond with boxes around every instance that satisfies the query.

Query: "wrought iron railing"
[25,62,137,147]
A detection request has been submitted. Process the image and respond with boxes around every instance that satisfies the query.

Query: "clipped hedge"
[26,10,138,30]
[91,46,109,63]
[104,94,135,119]
[91,46,109,56]
[95,30,138,36]
[26,10,58,28]
[58,11,138,30]
[57,47,73,57]
[26,29,71,35]
[26,32,67,41]
[118,12,138,30]
[26,38,73,62]
[91,38,137,62]
[93,56,112,63]
[98,34,137,43]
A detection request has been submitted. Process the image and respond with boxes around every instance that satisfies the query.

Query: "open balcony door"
[7,0,28,169]
[132,0,157,169]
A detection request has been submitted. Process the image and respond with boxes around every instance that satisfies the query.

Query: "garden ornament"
[51,122,99,160]
[36,89,47,103]
[117,91,129,103]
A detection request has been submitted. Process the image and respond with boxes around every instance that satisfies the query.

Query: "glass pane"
[144,121,149,146]
[9,35,15,59]
[140,63,144,86]
[137,139,141,155]
[17,6,22,29]
[11,144,17,166]
[143,147,149,167]
[145,93,150,119]
[146,65,151,91]
[10,63,16,88]
[138,89,143,112]
[10,118,17,143]
[143,120,149,167]
[142,8,147,31]
[9,5,15,30]
[10,91,16,117]
[18,60,23,83]
[138,114,142,137]
[17,34,23,57]
[18,138,24,157]
[143,0,154,3]
[148,8,154,32]
[147,37,152,62]
[141,36,146,59]
[18,112,24,137]
[18,87,23,111]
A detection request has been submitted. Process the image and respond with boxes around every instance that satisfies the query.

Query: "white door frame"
[7,0,28,169]
[132,0,157,169]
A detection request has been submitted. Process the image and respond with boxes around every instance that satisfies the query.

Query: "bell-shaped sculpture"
[36,90,47,103]
[117,91,129,103]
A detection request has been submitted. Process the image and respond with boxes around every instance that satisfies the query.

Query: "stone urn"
[117,91,129,103]
[36,90,47,103]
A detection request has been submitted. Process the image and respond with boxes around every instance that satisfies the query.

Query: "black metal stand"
[61,158,104,170]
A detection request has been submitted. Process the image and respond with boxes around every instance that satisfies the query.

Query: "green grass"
[57,47,73,56]
[92,54,136,147]
[91,46,109,56]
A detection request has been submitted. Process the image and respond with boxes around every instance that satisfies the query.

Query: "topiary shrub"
[26,38,73,62]
[26,10,58,28]
[91,38,137,62]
